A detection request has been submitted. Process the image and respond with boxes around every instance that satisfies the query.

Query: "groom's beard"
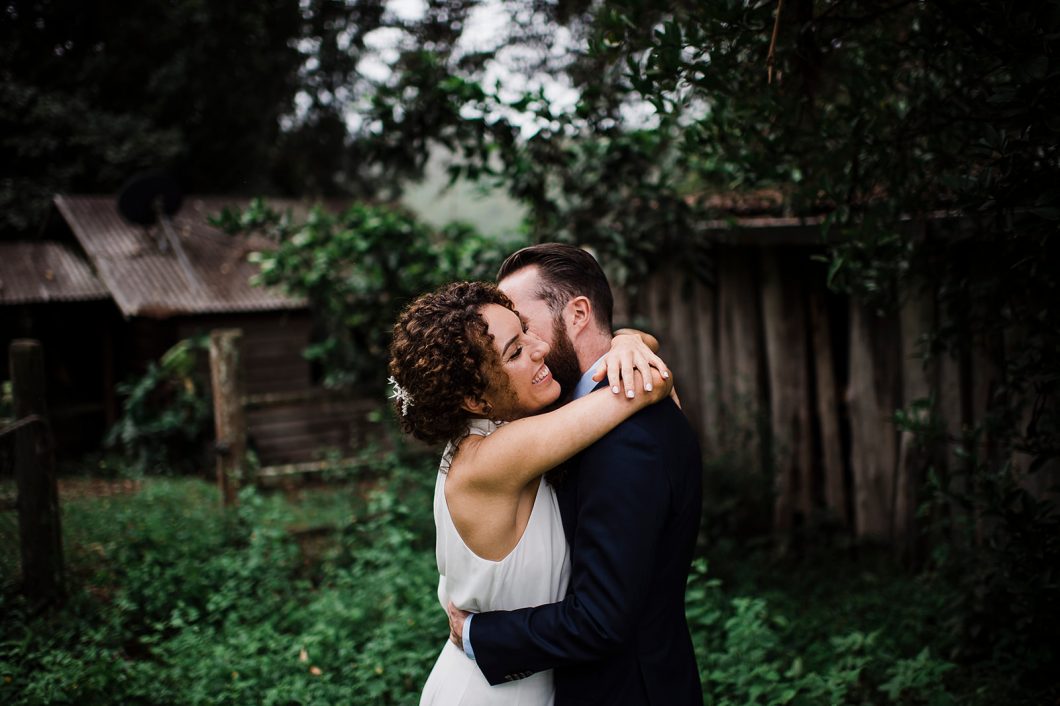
[544,318,583,486]
[546,316,582,402]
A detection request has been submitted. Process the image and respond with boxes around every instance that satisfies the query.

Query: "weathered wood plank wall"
[615,227,1054,545]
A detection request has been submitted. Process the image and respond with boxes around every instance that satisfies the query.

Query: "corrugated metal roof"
[0,241,110,305]
[54,195,311,318]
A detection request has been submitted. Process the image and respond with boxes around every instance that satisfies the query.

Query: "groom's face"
[498,266,583,397]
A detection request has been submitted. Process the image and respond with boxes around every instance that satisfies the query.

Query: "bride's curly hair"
[388,281,515,445]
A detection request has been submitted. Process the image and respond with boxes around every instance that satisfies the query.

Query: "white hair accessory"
[388,376,415,416]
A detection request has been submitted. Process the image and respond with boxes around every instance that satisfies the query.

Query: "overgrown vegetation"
[357,0,1060,691]
[1,449,438,705]
[221,201,523,389]
[6,1,1057,702]
[104,337,212,475]
[6,455,1040,706]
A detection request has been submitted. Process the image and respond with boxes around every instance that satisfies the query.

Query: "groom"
[449,243,704,705]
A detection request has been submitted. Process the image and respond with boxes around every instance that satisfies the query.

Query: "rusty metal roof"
[0,241,109,305]
[54,195,311,318]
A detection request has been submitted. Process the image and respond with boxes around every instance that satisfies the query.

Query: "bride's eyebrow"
[501,333,521,357]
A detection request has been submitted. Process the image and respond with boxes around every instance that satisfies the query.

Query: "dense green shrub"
[6,454,1032,705]
[0,448,442,705]
[685,558,959,706]
[104,337,212,475]
[920,450,1060,681]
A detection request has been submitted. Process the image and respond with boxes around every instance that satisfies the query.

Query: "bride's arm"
[450,367,671,495]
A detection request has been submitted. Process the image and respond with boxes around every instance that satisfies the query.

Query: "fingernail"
[612,386,620,394]
[646,384,653,391]
[626,390,635,398]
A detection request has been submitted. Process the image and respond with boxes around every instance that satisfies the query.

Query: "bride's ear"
[462,395,490,416]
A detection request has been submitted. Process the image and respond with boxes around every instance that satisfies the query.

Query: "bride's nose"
[531,338,549,360]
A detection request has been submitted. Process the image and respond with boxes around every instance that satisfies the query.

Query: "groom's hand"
[447,601,471,650]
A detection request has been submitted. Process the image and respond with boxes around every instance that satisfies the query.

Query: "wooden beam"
[692,279,719,455]
[894,289,935,559]
[10,339,65,603]
[667,267,700,434]
[242,387,376,411]
[847,303,901,540]
[256,457,368,480]
[209,329,246,506]
[809,289,848,528]
[761,251,813,532]
[715,247,764,466]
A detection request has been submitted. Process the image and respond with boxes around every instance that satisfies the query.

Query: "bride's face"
[477,303,561,419]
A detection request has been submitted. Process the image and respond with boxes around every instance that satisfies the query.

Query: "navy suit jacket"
[470,386,704,705]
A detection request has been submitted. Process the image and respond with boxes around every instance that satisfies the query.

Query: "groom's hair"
[497,243,613,333]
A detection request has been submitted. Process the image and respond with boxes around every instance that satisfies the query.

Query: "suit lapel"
[556,380,610,545]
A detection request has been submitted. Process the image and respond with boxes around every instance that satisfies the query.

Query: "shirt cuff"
[462,613,476,661]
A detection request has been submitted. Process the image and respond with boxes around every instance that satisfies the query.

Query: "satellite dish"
[116,170,203,290]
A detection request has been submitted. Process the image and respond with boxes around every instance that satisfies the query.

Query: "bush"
[3,452,1042,705]
[104,337,212,475]
[0,448,444,705]
[685,558,959,706]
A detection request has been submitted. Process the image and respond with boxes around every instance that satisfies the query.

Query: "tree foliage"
[219,201,521,389]
[357,0,1060,681]
[1,1,303,234]
[1,0,491,237]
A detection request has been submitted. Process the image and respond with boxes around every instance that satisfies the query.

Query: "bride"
[388,281,670,706]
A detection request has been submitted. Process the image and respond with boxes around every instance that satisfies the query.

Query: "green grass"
[1,454,442,705]
[0,458,1050,705]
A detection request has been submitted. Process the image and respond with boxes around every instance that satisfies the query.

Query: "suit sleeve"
[469,422,670,685]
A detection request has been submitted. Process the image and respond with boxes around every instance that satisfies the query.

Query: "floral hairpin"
[388,376,414,416]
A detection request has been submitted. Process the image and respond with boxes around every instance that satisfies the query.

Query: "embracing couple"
[388,243,703,706]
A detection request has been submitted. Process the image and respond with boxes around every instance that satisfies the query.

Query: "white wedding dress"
[420,418,571,706]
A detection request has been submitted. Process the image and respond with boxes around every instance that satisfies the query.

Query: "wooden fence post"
[761,250,814,532]
[810,288,848,528]
[209,329,245,507]
[10,339,64,603]
[847,303,902,540]
[715,247,764,466]
[894,289,936,560]
[692,279,720,456]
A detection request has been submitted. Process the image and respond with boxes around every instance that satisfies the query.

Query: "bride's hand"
[593,333,670,399]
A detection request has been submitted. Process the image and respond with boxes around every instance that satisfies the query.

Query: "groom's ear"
[565,295,593,336]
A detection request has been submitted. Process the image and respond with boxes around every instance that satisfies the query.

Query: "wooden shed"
[1,195,368,467]
[0,240,116,453]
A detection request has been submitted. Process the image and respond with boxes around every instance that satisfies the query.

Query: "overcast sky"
[351,0,580,134]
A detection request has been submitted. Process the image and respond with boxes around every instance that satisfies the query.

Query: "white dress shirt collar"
[572,354,608,400]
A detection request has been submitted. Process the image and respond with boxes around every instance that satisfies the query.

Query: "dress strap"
[439,418,504,473]
[465,417,502,437]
